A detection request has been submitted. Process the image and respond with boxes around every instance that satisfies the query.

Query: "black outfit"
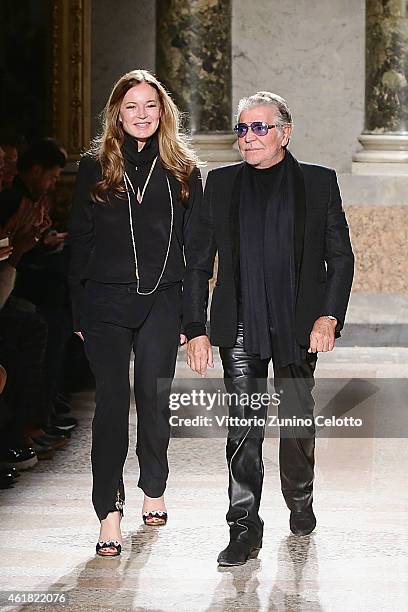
[183,152,354,546]
[69,133,201,330]
[68,133,202,521]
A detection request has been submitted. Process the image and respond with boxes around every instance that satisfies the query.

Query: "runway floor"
[1,347,408,611]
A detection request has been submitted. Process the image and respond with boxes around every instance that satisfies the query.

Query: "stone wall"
[346,206,408,293]
[231,0,365,173]
[91,0,156,136]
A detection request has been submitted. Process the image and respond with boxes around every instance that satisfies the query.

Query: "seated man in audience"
[0,138,77,436]
[0,222,49,473]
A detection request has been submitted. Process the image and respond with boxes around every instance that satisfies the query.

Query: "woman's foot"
[142,495,167,526]
[97,510,122,556]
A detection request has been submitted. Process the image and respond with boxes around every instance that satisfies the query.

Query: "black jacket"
[182,160,354,348]
[68,155,203,329]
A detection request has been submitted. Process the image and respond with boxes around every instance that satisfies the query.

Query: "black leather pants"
[220,323,317,544]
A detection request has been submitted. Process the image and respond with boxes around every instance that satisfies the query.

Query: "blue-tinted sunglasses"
[234,121,276,138]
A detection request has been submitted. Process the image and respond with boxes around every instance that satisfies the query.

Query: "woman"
[68,69,203,557]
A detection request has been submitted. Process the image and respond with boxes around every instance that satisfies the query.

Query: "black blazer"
[182,160,354,349]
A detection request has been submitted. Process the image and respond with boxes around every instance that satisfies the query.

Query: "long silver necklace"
[135,156,158,203]
[123,165,173,295]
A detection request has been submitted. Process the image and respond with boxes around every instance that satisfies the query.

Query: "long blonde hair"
[89,69,200,203]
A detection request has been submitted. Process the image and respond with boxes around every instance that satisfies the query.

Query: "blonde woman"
[68,70,204,557]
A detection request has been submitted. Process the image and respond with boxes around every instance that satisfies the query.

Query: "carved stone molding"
[51,0,91,164]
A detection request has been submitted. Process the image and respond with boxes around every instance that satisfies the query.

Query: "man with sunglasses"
[183,91,354,566]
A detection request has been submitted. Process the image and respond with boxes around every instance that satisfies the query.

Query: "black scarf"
[239,150,305,367]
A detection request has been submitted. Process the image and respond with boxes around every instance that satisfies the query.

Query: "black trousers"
[219,323,317,545]
[81,281,181,522]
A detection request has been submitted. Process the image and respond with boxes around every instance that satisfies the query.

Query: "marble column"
[156,0,239,167]
[353,0,408,174]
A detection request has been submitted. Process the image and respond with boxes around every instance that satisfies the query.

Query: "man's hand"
[187,335,213,377]
[308,316,337,353]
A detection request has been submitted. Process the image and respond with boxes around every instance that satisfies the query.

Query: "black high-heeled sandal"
[96,489,124,556]
[96,540,122,557]
[142,510,168,526]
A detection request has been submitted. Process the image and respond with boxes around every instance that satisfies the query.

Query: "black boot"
[290,505,316,536]
[219,330,269,566]
[217,538,263,566]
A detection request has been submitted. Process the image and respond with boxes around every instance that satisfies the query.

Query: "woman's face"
[119,82,161,147]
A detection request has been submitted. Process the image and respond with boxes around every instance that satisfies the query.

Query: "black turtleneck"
[121,131,159,189]
[68,131,202,329]
[246,156,285,193]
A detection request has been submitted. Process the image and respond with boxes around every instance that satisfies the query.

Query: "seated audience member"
[0,217,72,475]
[0,138,77,436]
[0,138,65,225]
[0,224,44,476]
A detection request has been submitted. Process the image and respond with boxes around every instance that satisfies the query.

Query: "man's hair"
[17,138,66,173]
[237,91,292,130]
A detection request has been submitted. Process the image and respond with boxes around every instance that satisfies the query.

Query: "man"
[183,92,354,566]
[0,137,65,227]
[0,138,75,437]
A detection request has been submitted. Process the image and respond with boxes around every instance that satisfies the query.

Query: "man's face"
[2,145,18,186]
[119,82,161,147]
[30,165,62,198]
[237,105,292,169]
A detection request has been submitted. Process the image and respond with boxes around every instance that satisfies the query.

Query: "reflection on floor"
[2,348,408,611]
